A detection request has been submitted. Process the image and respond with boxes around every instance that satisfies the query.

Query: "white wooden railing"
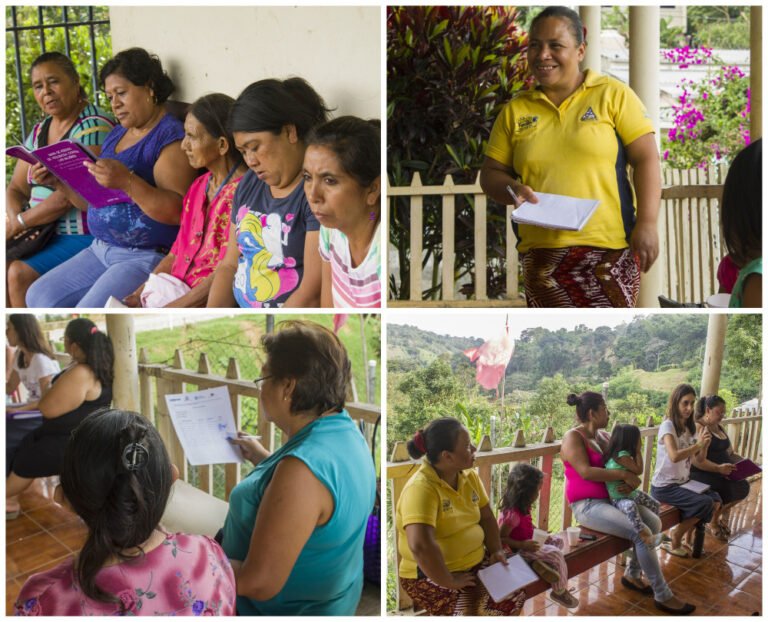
[388,166,726,306]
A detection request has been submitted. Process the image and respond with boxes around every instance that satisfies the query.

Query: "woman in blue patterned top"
[6,52,114,307]
[26,47,197,308]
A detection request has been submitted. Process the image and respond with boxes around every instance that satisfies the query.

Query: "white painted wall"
[109,6,380,119]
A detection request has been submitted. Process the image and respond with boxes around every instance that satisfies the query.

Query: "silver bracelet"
[16,212,27,230]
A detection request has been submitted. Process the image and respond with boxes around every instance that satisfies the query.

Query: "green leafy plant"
[387,6,531,299]
[6,6,112,181]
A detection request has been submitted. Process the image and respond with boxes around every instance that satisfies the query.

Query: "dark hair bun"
[406,437,426,460]
[566,393,580,406]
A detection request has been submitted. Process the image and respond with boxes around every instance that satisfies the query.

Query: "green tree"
[687,6,750,49]
[722,314,762,402]
[527,374,581,437]
[390,356,465,448]
[6,6,111,178]
[387,6,531,299]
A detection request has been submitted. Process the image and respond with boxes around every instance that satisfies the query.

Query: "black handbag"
[6,221,57,262]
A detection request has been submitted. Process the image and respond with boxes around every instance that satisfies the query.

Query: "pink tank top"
[563,429,610,503]
[499,507,534,541]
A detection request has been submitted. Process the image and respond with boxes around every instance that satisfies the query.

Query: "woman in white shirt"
[650,384,721,558]
[6,314,60,517]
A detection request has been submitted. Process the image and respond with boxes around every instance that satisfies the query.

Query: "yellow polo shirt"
[396,462,489,579]
[486,69,655,253]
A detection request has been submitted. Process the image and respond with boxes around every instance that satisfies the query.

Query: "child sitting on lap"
[604,424,663,547]
[498,463,579,608]
[15,409,236,616]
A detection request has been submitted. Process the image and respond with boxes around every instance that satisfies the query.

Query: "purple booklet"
[6,409,42,420]
[6,140,131,208]
[727,458,762,481]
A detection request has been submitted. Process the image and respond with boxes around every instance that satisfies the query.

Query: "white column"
[750,6,762,140]
[579,6,601,72]
[700,314,727,396]
[629,6,662,308]
[106,314,139,412]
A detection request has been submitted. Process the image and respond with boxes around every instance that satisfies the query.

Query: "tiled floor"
[6,477,382,616]
[523,479,762,616]
[6,477,88,615]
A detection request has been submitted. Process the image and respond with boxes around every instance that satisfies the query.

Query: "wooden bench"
[521,503,697,598]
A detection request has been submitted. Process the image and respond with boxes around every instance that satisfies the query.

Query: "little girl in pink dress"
[14,409,236,616]
[498,463,579,608]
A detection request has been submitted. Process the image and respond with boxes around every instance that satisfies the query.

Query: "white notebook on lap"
[680,479,710,494]
[477,554,539,603]
[510,192,600,231]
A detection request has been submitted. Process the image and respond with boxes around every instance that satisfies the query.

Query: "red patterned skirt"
[521,246,640,308]
[400,560,526,616]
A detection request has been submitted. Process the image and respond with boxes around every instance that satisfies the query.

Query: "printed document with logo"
[477,554,539,603]
[510,192,600,231]
[165,386,243,465]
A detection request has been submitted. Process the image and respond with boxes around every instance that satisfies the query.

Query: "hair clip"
[122,442,149,471]
[90,326,99,335]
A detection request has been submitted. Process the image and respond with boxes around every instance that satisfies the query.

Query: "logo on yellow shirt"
[516,115,539,132]
[580,107,598,121]
[442,499,452,512]
[471,491,479,504]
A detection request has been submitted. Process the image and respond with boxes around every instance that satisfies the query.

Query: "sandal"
[655,600,696,615]
[550,588,579,608]
[706,525,729,542]
[717,519,732,536]
[621,576,654,595]
[661,542,690,558]
[531,559,561,585]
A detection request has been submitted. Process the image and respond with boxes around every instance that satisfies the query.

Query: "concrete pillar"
[106,314,139,411]
[579,6,601,72]
[750,7,762,140]
[700,314,727,396]
[629,6,662,308]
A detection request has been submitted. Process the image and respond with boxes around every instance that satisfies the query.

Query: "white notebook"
[680,479,710,494]
[510,192,600,231]
[477,554,539,603]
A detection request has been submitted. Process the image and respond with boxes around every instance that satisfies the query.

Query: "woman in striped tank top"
[303,117,381,308]
[6,52,114,307]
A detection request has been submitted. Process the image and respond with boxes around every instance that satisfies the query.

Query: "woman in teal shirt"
[222,320,376,615]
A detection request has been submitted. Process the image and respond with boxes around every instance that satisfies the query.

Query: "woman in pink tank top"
[560,391,695,616]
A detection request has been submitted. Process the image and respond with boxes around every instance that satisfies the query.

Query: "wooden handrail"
[387,409,761,611]
[136,349,380,502]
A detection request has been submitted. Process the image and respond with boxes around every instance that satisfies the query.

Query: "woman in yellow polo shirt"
[396,417,525,615]
[480,6,661,308]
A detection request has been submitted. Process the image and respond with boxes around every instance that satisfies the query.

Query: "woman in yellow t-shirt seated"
[395,417,525,615]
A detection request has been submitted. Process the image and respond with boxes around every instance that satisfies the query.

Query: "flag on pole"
[333,314,348,334]
[463,323,514,394]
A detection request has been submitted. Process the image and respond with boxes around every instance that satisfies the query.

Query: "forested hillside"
[388,315,761,449]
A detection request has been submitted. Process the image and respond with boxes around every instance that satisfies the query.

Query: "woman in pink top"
[15,409,236,616]
[124,94,247,308]
[560,391,695,616]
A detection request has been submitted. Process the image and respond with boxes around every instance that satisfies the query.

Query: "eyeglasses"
[253,375,273,390]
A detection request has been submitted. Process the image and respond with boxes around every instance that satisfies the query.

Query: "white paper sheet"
[477,554,539,603]
[510,192,600,231]
[680,479,710,494]
[165,386,244,466]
